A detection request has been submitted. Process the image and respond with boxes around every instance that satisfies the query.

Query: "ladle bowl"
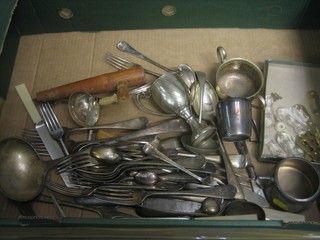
[0,138,93,201]
[0,138,46,201]
[68,92,100,127]
[69,92,100,140]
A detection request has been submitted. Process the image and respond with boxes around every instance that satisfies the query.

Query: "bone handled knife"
[15,84,73,187]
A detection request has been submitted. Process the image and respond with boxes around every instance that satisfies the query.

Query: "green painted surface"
[0,0,18,99]
[1,0,319,98]
[12,0,312,35]
[0,0,17,52]
[1,219,320,238]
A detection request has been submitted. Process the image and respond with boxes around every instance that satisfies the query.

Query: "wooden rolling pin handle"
[36,66,145,102]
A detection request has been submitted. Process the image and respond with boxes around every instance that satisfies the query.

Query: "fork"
[21,129,50,155]
[105,51,161,77]
[39,102,69,155]
[91,185,236,206]
[22,116,150,155]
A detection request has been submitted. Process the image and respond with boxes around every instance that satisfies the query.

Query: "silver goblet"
[150,71,216,147]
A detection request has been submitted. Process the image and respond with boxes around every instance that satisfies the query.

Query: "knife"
[15,84,73,187]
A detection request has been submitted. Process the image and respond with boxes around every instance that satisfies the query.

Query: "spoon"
[180,135,219,155]
[0,138,93,201]
[221,200,266,220]
[133,171,158,185]
[143,140,220,186]
[191,73,219,122]
[68,92,101,140]
[194,71,206,123]
[177,64,197,89]
[201,198,222,215]
[90,145,122,164]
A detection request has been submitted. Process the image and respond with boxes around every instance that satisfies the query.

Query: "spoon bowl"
[177,64,197,89]
[134,171,158,185]
[90,145,122,164]
[191,77,219,121]
[201,198,222,215]
[181,135,219,155]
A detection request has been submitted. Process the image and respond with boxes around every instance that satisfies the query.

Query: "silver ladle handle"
[117,41,172,72]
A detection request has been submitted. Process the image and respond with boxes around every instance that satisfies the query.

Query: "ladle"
[68,92,101,140]
[68,91,123,140]
[0,138,95,201]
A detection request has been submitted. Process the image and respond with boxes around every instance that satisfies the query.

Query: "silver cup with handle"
[215,46,264,106]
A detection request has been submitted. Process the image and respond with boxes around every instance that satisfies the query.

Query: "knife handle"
[36,67,146,102]
[15,84,42,123]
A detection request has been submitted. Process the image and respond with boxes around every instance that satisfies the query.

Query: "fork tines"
[105,51,132,70]
[104,51,161,77]
[22,128,49,155]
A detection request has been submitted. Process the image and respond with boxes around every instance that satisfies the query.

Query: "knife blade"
[15,84,73,187]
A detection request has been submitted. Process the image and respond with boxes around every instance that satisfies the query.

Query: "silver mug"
[216,97,252,141]
[215,46,264,101]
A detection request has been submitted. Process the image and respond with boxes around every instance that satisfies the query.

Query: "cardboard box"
[1,0,320,238]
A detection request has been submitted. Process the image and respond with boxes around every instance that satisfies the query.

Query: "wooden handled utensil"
[36,66,146,102]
